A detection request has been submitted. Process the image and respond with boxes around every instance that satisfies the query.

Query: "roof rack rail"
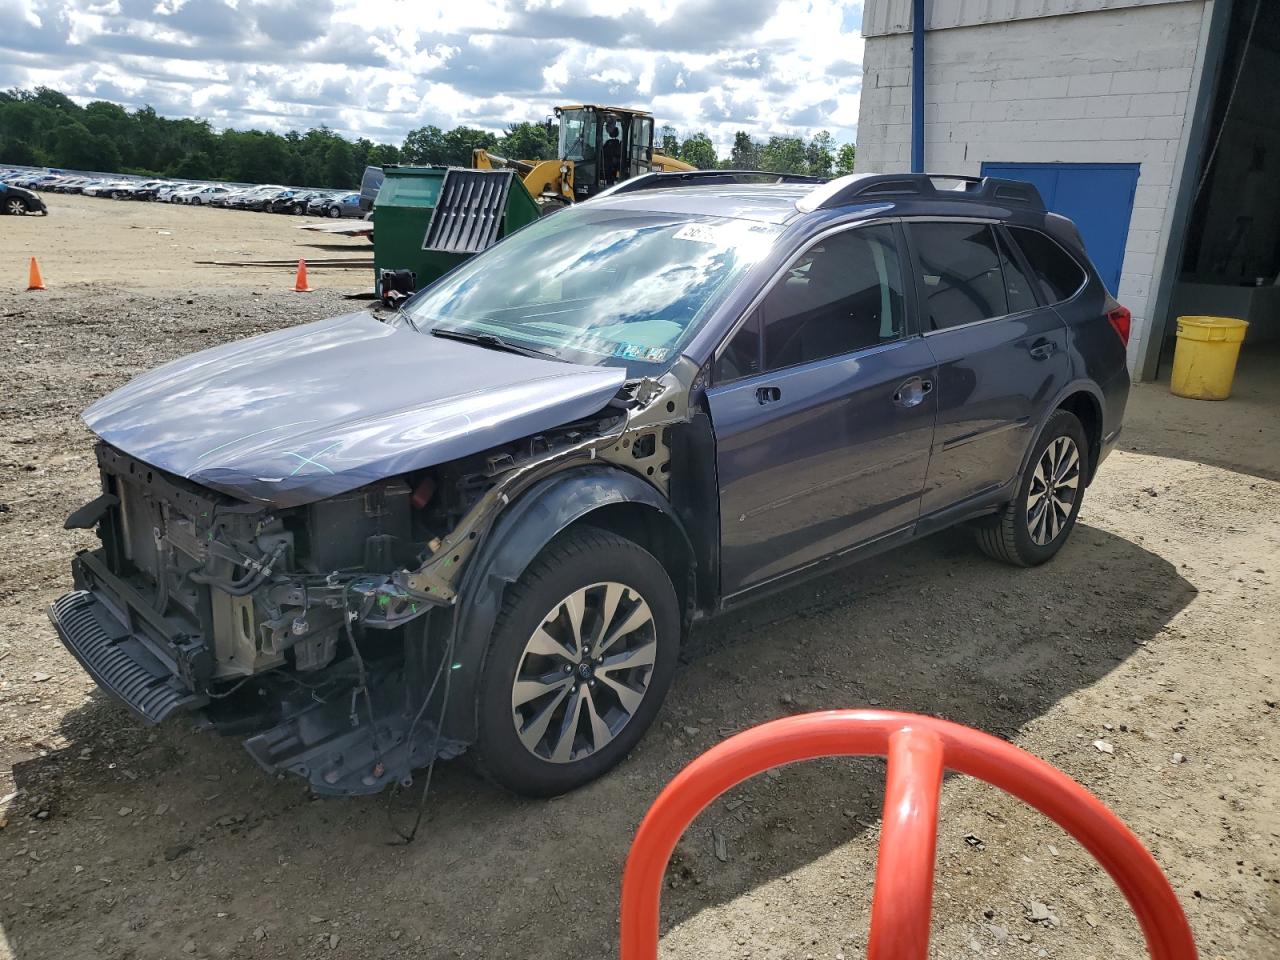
[596,169,827,199]
[796,173,1046,213]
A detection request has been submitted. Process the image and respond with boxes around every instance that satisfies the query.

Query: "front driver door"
[706,222,938,597]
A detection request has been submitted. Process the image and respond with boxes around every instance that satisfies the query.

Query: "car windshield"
[404,206,780,372]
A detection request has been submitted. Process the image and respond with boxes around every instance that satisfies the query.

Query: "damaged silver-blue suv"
[51,172,1131,797]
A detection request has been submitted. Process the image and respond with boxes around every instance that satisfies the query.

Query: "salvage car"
[311,191,362,218]
[51,172,1130,797]
[1,182,47,215]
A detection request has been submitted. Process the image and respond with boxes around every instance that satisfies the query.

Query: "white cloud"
[0,0,865,152]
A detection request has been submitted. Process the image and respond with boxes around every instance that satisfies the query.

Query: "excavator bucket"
[372,165,541,297]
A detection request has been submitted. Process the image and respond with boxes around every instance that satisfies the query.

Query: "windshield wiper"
[429,327,566,362]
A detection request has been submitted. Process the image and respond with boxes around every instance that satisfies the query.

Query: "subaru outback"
[50,172,1130,797]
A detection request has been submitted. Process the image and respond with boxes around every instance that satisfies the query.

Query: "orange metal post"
[618,710,1197,960]
[868,727,944,960]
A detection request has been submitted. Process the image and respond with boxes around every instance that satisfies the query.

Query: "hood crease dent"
[84,312,627,506]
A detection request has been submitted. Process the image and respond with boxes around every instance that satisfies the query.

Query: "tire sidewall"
[475,531,680,796]
[1010,412,1088,564]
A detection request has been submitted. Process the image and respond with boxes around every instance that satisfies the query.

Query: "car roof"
[587,184,812,225]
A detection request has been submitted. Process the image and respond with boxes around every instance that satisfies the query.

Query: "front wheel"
[4,198,27,215]
[974,409,1088,566]
[327,206,341,218]
[472,527,680,796]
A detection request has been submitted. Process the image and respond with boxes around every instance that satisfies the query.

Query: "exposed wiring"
[205,675,255,700]
[342,583,386,768]
[386,617,456,845]
[1191,0,1262,211]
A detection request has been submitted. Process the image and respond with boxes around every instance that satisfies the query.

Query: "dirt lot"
[0,197,1276,960]
[3,192,372,291]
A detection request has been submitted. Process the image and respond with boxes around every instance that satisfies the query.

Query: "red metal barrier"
[619,710,1197,960]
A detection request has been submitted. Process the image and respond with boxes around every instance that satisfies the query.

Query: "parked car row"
[0,169,364,217]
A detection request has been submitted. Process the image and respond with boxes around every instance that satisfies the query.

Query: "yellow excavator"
[473,104,695,212]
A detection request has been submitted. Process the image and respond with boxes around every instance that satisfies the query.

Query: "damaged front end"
[51,364,694,795]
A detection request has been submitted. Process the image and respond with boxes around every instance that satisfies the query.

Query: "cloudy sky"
[1,0,865,152]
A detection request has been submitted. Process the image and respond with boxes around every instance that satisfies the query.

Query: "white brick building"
[855,0,1280,381]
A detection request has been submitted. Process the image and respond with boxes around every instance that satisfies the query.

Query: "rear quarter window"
[1008,227,1087,304]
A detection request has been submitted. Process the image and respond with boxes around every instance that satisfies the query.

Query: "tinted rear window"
[1009,227,1087,303]
[908,222,1008,330]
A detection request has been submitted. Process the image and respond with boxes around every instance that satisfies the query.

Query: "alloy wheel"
[511,582,657,764]
[1026,436,1080,546]
[5,199,25,215]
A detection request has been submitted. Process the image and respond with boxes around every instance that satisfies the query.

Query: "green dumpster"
[372,165,541,296]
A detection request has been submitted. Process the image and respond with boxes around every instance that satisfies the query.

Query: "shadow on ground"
[1124,342,1279,482]
[3,523,1195,959]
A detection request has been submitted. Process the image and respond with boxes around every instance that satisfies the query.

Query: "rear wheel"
[975,409,1088,566]
[4,197,27,215]
[472,528,679,796]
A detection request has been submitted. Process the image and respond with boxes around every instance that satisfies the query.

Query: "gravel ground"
[0,281,1275,960]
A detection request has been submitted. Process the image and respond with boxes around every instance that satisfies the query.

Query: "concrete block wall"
[855,1,1211,373]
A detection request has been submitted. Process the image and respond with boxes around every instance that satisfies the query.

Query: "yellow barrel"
[1170,315,1248,401]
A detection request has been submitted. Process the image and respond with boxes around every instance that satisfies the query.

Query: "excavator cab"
[555,105,674,200]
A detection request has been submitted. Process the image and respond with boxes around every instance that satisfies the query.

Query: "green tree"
[804,130,835,179]
[401,124,446,164]
[678,132,717,170]
[322,138,356,187]
[760,136,807,174]
[727,131,760,170]
[834,142,856,176]
[499,121,556,160]
[367,143,401,167]
[0,138,40,165]
[170,151,214,180]
[51,121,121,171]
[658,124,679,158]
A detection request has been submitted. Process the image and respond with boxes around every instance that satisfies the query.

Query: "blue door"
[980,162,1139,294]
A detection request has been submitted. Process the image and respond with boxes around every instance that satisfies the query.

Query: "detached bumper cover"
[47,590,207,724]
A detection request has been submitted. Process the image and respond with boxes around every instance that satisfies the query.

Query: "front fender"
[440,465,690,744]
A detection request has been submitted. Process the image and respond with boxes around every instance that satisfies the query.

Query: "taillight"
[1106,303,1131,347]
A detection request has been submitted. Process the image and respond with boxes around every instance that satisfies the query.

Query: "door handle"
[1029,341,1057,361]
[893,377,933,407]
[756,386,781,405]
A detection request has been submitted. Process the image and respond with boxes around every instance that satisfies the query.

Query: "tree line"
[0,86,852,186]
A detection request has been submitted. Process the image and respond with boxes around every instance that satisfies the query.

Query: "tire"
[4,198,26,215]
[975,409,1088,567]
[472,527,680,796]
[327,206,341,218]
[191,197,202,205]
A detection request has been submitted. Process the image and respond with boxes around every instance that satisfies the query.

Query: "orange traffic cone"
[26,256,45,291]
[293,259,312,293]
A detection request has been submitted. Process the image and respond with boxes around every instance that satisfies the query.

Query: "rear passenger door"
[906,220,1071,515]
[706,222,938,596]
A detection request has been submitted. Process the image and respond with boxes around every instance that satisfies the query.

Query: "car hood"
[84,312,626,506]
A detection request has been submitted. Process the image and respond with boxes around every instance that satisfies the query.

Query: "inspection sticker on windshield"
[673,223,721,244]
[616,343,670,363]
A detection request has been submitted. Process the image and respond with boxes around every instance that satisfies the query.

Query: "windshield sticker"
[673,223,722,244]
[615,343,670,363]
[567,336,624,359]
